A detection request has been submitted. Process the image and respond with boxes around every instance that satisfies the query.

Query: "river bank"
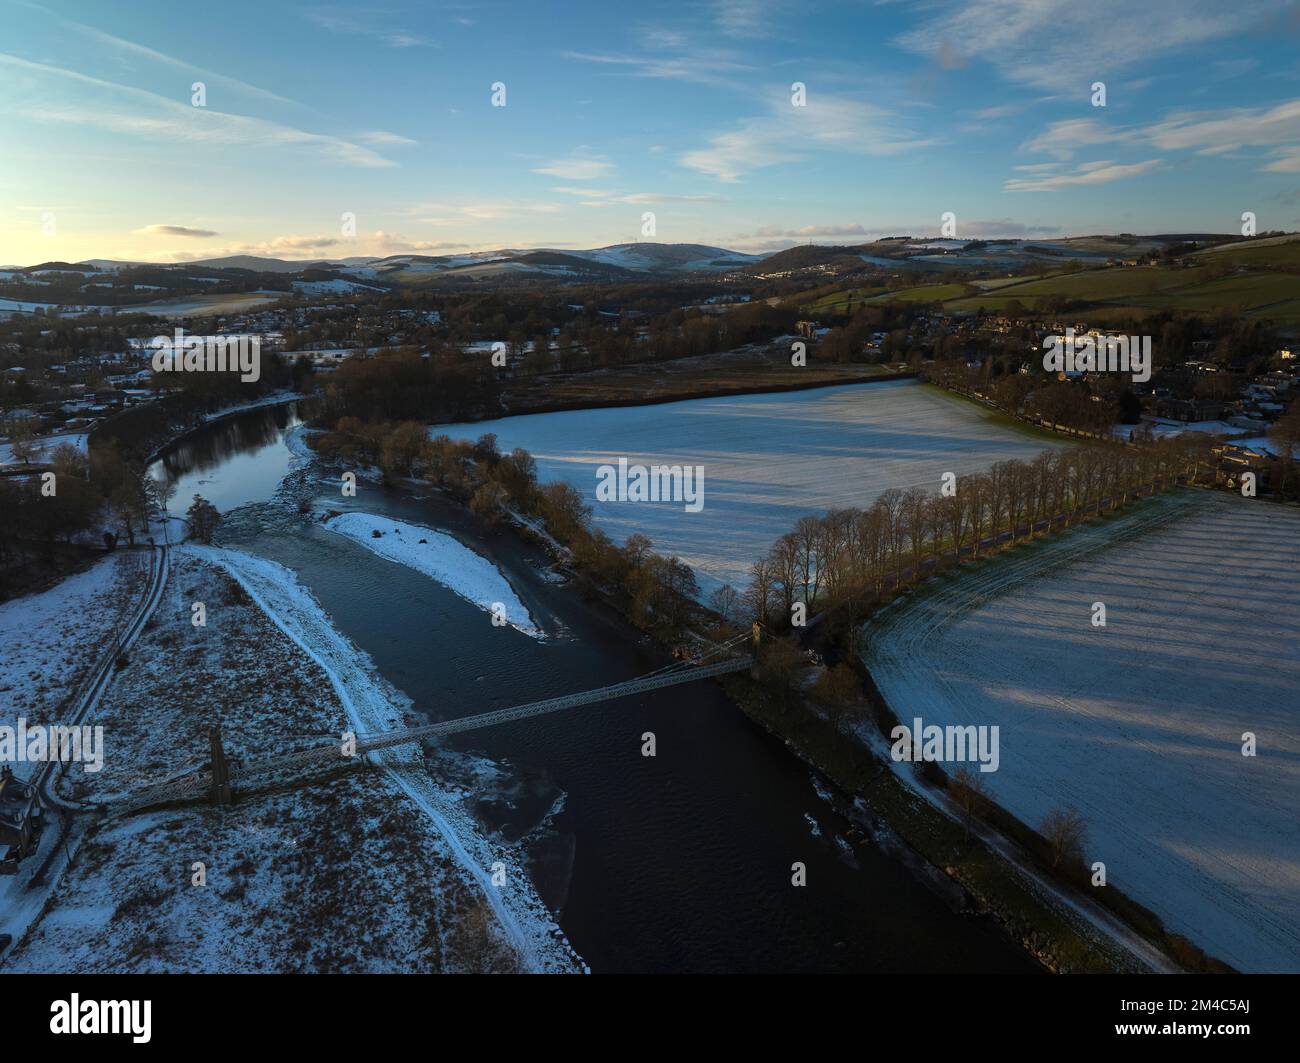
[6,545,583,973]
[275,444,1034,971]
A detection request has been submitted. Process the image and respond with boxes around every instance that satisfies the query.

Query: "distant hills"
[47,243,757,278]
[12,235,1274,281]
[5,234,1293,319]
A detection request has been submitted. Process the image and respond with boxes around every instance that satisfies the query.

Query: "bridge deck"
[112,645,752,816]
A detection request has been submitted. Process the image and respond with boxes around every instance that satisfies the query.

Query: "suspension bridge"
[110,630,757,817]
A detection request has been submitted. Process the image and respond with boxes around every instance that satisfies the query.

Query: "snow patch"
[322,513,544,639]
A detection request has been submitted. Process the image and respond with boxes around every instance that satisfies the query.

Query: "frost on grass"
[8,551,579,973]
[441,379,1063,596]
[322,512,544,638]
[864,492,1300,973]
[0,552,147,730]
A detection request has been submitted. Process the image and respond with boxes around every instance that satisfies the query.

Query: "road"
[1,543,169,963]
[37,543,170,811]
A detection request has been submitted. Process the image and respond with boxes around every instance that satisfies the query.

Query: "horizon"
[4,0,1300,264]
[3,231,1270,272]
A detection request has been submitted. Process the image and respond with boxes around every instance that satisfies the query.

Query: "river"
[146,400,1037,973]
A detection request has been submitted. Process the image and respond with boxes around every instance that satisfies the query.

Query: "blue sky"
[3,0,1300,263]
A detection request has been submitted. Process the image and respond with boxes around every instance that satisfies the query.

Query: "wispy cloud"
[680,91,935,181]
[895,0,1288,92]
[303,7,434,48]
[0,54,398,168]
[158,230,471,262]
[564,47,756,88]
[728,217,1064,251]
[531,153,614,180]
[712,0,789,38]
[1004,159,1161,192]
[356,130,418,146]
[553,186,723,204]
[1021,97,1300,173]
[12,0,300,108]
[1022,118,1129,161]
[135,224,219,238]
[1143,98,1300,160]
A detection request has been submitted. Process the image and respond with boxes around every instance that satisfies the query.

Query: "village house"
[1155,396,1226,422]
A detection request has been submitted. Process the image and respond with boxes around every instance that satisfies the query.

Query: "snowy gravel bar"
[441,380,1063,595]
[322,512,544,638]
[863,492,1300,972]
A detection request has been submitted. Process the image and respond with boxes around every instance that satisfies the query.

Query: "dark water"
[147,406,1037,974]
[148,401,305,517]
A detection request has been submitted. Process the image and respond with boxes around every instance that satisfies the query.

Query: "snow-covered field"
[0,297,91,315]
[0,552,146,729]
[292,278,383,295]
[442,380,1063,595]
[321,513,544,638]
[6,548,579,973]
[863,492,1300,972]
[127,292,281,317]
[0,430,88,466]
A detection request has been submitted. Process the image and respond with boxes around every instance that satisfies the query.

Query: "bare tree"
[810,662,860,745]
[7,420,40,465]
[1041,806,1089,872]
[949,766,988,842]
[709,583,739,623]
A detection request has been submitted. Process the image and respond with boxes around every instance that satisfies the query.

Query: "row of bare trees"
[735,434,1214,628]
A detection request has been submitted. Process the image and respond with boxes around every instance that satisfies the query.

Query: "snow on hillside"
[322,513,544,638]
[373,244,755,277]
[0,553,147,731]
[292,278,384,295]
[864,492,1300,973]
[558,244,757,272]
[442,380,1063,596]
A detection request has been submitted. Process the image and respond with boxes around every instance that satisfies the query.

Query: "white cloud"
[357,130,418,146]
[894,0,1287,92]
[555,188,724,205]
[14,1,299,108]
[563,48,755,88]
[1143,98,1300,156]
[159,231,472,262]
[0,54,397,168]
[531,153,614,180]
[1021,118,1129,161]
[1004,159,1161,192]
[303,8,434,48]
[680,91,934,181]
[1019,97,1300,177]
[713,0,789,38]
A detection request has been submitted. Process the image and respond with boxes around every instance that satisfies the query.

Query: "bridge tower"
[208,724,232,806]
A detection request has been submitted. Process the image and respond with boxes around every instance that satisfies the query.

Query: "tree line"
[733,433,1216,631]
[311,420,701,642]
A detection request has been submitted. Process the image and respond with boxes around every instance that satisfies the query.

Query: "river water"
[147,401,1037,973]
